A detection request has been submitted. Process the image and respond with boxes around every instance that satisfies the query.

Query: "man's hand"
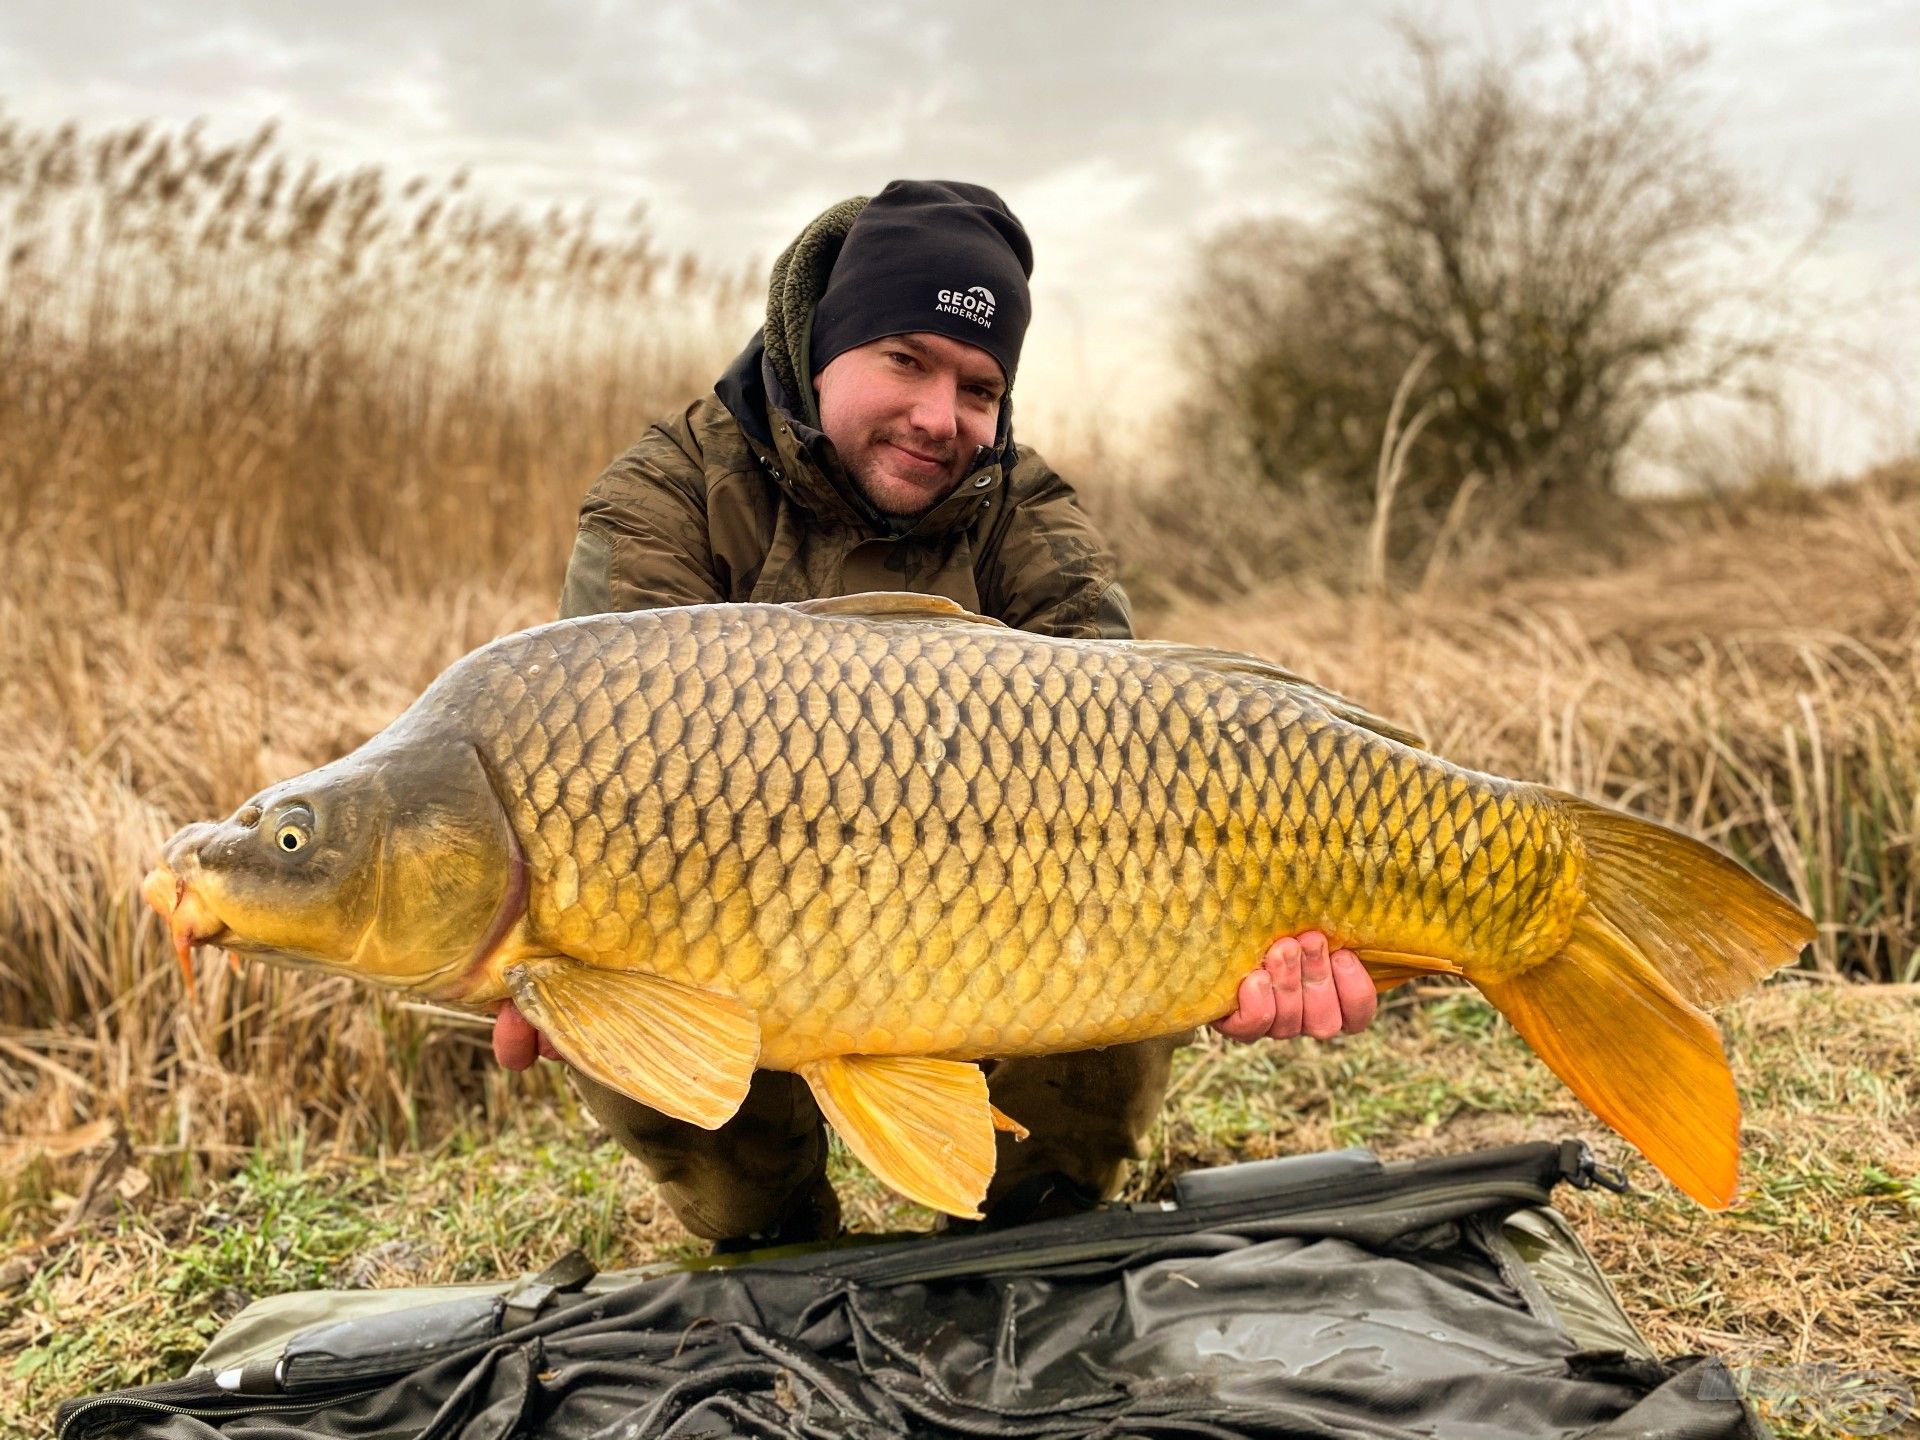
[1211,931,1377,1043]
[492,999,560,1070]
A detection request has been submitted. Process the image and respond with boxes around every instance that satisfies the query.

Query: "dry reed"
[0,111,753,606]
[0,112,743,1160]
[1,111,1913,1193]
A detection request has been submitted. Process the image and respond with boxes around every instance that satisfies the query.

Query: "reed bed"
[1,111,1914,1186]
[0,111,743,1159]
[1150,468,1920,985]
[0,111,752,606]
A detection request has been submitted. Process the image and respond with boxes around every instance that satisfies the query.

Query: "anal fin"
[798,1055,997,1219]
[507,960,760,1130]
[1356,947,1466,990]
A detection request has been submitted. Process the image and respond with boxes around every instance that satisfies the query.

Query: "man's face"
[813,332,1005,518]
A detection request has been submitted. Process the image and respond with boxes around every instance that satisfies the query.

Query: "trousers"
[570,1034,1190,1242]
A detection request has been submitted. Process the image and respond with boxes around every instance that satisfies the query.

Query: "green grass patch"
[0,1129,693,1432]
[4,983,1913,1436]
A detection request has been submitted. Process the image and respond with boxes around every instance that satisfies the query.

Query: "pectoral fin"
[798,1055,997,1219]
[506,961,760,1130]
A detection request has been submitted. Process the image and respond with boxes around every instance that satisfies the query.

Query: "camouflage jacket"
[558,335,1133,638]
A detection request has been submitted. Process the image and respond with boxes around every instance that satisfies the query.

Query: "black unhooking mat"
[55,1140,1767,1439]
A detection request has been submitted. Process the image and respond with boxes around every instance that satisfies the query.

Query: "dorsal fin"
[788,592,1009,628]
[1126,641,1426,749]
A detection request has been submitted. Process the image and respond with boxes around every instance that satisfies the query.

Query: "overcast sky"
[3,0,1915,467]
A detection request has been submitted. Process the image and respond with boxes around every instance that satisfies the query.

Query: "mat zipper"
[57,1381,386,1440]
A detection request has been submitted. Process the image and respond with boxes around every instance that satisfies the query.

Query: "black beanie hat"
[809,180,1033,387]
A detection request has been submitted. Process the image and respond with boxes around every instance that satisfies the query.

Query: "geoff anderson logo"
[935,284,996,327]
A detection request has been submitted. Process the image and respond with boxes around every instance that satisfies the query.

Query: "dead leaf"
[0,1253,41,1294]
[0,1120,114,1178]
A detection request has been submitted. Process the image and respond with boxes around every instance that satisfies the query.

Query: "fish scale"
[145,592,1814,1214]
[461,603,1577,1071]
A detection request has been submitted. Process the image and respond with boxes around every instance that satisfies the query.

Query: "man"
[494,181,1378,1248]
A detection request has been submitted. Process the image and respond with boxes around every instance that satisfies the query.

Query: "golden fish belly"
[462,604,1584,1071]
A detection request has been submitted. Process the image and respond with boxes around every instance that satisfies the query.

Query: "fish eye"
[273,805,314,854]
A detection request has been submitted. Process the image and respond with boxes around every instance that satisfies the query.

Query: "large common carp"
[143,595,1813,1216]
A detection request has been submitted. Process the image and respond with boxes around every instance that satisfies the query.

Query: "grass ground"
[4,981,1913,1438]
[5,107,1913,1440]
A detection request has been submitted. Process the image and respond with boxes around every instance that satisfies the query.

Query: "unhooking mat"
[54,1140,1767,1438]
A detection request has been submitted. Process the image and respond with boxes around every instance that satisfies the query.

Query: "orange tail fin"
[1374,797,1813,1209]
[1479,927,1740,1206]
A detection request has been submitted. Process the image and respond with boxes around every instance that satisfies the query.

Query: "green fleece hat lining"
[764,196,869,430]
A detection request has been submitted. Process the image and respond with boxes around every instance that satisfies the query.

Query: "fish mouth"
[141,863,231,996]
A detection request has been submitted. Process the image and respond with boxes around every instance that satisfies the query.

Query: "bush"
[1179,26,1838,533]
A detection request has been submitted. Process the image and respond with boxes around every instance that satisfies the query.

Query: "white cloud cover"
[3,0,1913,463]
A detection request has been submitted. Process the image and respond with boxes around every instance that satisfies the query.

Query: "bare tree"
[1179,24,1841,529]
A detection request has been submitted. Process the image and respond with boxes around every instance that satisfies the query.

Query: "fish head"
[143,737,523,1000]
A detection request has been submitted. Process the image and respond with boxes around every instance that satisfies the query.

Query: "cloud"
[1,0,1913,443]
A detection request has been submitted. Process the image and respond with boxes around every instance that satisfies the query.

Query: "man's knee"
[570,1068,836,1242]
[984,1032,1191,1209]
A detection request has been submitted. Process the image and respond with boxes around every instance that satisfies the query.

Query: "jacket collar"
[713,331,1013,543]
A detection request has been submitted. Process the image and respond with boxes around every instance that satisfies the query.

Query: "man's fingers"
[537,1033,562,1061]
[1203,931,1375,1047]
[1331,950,1378,1033]
[1297,932,1343,1040]
[1212,969,1277,1043]
[492,1001,539,1071]
[1263,937,1303,1039]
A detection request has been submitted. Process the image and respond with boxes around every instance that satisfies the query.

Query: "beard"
[845,428,966,518]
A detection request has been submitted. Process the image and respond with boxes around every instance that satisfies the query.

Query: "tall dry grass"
[1139,469,1919,985]
[0,113,746,1163]
[0,112,1913,1189]
[0,113,752,603]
